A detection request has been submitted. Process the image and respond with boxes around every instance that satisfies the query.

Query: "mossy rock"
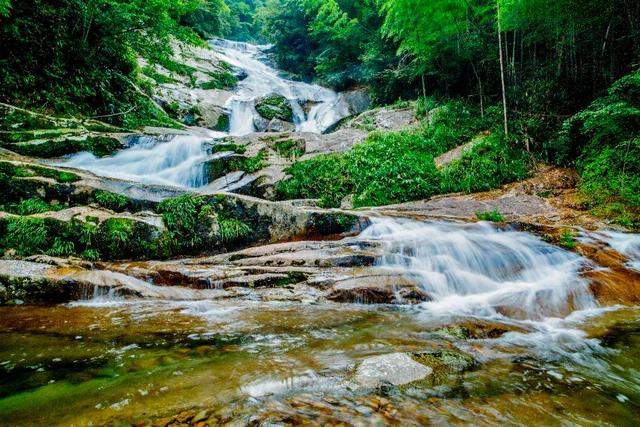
[204,151,267,181]
[255,95,294,122]
[412,350,477,375]
[199,70,239,90]
[11,135,121,158]
[213,113,230,132]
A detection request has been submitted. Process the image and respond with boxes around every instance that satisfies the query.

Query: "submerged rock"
[354,353,433,388]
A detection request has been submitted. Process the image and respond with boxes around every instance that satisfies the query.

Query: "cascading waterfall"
[211,39,350,135]
[63,134,214,188]
[360,217,596,320]
[60,39,350,188]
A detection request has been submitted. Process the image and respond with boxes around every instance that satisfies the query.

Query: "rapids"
[2,217,640,425]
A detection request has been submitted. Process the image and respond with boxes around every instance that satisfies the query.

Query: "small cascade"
[63,134,213,188]
[211,39,350,135]
[360,217,595,320]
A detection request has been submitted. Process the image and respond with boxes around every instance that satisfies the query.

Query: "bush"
[476,210,505,222]
[440,135,531,194]
[92,190,129,212]
[7,198,63,215]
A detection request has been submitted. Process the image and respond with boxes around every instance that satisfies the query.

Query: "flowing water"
[2,218,640,425]
[58,39,351,188]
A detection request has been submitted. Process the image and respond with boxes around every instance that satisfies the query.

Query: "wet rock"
[337,88,371,116]
[412,350,477,374]
[327,273,426,304]
[354,353,433,388]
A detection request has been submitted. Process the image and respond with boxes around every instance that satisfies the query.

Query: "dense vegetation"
[0,0,262,128]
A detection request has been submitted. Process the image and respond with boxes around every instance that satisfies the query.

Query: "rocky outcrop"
[254,94,294,123]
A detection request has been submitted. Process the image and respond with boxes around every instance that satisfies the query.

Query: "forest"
[2,0,639,227]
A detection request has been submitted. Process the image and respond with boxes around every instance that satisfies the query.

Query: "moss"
[412,350,476,375]
[255,95,294,122]
[0,129,76,144]
[272,138,305,159]
[12,136,121,158]
[214,114,230,132]
[205,150,267,181]
[210,142,246,155]
[307,212,359,235]
[199,71,238,90]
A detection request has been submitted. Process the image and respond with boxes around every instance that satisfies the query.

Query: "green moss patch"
[255,95,294,122]
[12,136,121,158]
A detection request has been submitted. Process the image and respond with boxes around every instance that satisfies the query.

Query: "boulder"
[255,94,294,122]
[354,353,433,388]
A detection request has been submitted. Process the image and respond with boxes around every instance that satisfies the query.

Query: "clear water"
[1,218,640,425]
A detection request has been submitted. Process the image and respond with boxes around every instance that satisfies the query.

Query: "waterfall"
[60,39,351,188]
[63,135,213,188]
[211,39,350,135]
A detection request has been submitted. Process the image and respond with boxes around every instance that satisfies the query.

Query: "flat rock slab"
[354,353,432,388]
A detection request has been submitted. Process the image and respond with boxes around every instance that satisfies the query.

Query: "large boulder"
[255,94,294,123]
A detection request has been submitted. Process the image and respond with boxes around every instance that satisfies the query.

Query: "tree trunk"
[498,18,509,138]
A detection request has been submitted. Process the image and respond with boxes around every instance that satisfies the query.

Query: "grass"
[6,198,64,215]
[92,190,129,212]
[559,229,577,249]
[275,100,519,208]
[272,139,305,159]
[475,210,505,222]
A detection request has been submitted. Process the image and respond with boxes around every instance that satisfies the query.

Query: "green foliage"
[549,70,640,228]
[2,217,48,255]
[11,136,121,158]
[476,210,505,222]
[199,71,239,90]
[229,150,268,173]
[440,135,531,194]
[272,139,304,159]
[7,198,63,215]
[277,100,509,208]
[218,218,252,243]
[558,229,577,249]
[276,153,350,207]
[92,190,129,212]
[0,0,222,128]
[141,66,179,85]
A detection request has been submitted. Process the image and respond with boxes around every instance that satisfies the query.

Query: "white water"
[60,40,350,188]
[63,134,217,188]
[360,218,596,320]
[211,39,350,135]
[358,217,616,363]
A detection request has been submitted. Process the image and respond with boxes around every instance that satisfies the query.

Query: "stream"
[5,38,640,426]
[1,218,640,425]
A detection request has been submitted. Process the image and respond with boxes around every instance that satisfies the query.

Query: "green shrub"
[272,139,305,159]
[440,135,531,194]
[8,198,63,215]
[2,217,49,255]
[476,210,505,222]
[276,154,351,207]
[157,195,213,251]
[218,218,252,244]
